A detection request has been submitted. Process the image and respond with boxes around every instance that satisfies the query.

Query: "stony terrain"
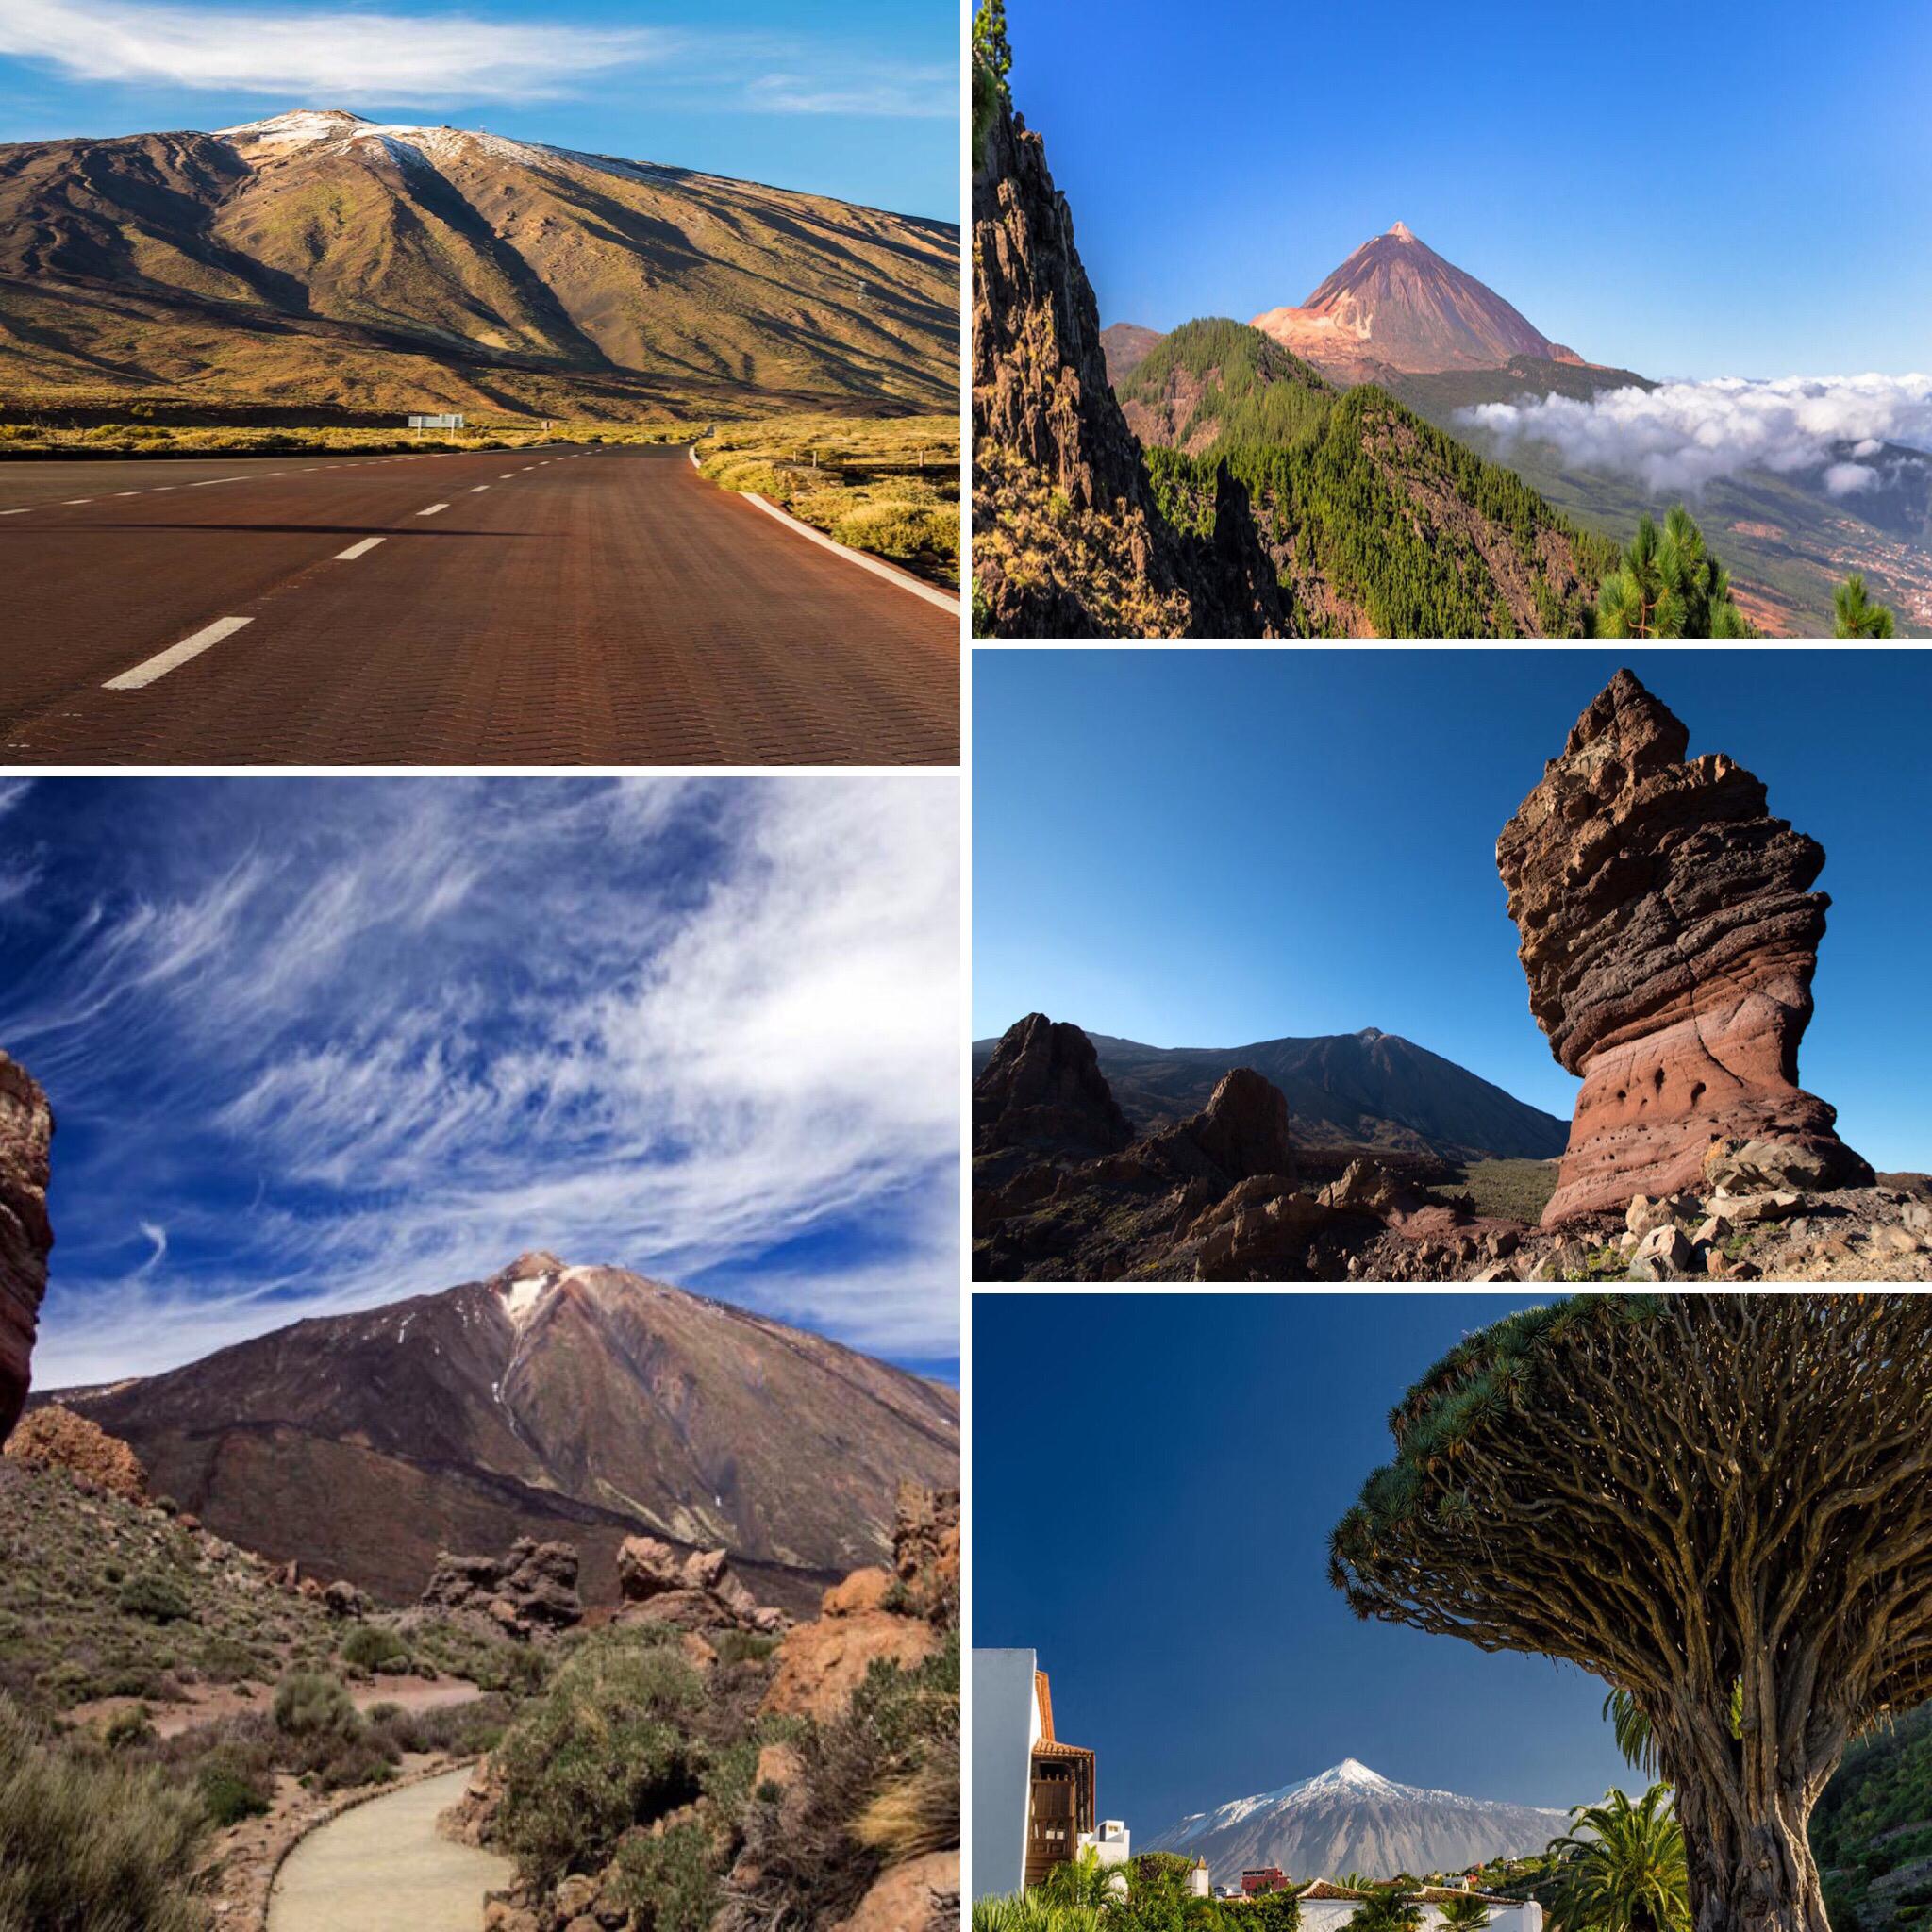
[453,1483,960,1932]
[0,110,958,417]
[0,1052,52,1441]
[1499,669,1872,1221]
[970,90,1286,638]
[49,1252,958,1609]
[972,1013,1930,1284]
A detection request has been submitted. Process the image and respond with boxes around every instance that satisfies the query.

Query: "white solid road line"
[103,615,253,691]
[416,503,449,516]
[335,537,386,560]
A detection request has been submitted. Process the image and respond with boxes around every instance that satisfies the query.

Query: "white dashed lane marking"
[103,615,253,691]
[335,538,386,560]
[468,486,489,493]
[416,503,449,517]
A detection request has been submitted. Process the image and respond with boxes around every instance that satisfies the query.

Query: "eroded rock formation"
[972,91,1287,638]
[4,1405,146,1501]
[419,1538,583,1638]
[0,1054,53,1444]
[611,1534,787,1635]
[1498,670,1871,1223]
[973,1011,1132,1158]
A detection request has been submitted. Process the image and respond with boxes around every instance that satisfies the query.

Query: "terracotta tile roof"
[1032,1738,1095,1759]
[1299,1881,1369,1900]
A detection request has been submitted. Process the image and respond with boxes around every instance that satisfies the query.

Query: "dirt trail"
[266,1764,509,1932]
[74,1672,483,1740]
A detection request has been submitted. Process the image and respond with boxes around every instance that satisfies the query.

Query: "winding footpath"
[267,1764,509,1932]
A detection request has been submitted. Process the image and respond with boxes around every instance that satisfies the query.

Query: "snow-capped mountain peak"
[1152,1758,1572,1886]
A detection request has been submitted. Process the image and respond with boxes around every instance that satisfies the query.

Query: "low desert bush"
[720,1633,959,1930]
[102,1703,157,1751]
[0,1693,207,1932]
[608,1819,720,1932]
[117,1573,191,1624]
[273,1670,358,1740]
[493,1636,708,1887]
[340,1623,408,1673]
[197,1757,272,1826]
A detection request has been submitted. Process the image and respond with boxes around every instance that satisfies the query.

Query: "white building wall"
[971,1648,1041,1901]
[1301,1899,1541,1932]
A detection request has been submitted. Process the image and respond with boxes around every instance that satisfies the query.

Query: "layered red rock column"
[1497,670,1869,1224]
[0,1053,53,1442]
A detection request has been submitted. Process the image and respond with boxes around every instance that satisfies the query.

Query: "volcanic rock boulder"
[4,1405,146,1501]
[613,1535,787,1635]
[972,89,1286,638]
[1497,670,1871,1223]
[420,1538,582,1638]
[973,1013,1133,1158]
[0,1055,53,1444]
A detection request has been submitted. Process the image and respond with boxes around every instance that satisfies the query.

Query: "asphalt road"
[0,444,958,764]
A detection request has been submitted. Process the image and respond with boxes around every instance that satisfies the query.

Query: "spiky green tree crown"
[1329,1296,1932,1746]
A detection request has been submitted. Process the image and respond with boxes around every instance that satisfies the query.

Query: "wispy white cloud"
[744,66,954,121]
[0,0,664,101]
[3,776,960,1384]
[0,0,957,120]
[1458,372,1932,498]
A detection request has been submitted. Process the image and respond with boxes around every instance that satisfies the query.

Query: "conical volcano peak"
[1250,224,1573,378]
[1316,1757,1394,1788]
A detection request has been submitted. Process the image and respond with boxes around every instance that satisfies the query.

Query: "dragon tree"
[1328,1295,1932,1932]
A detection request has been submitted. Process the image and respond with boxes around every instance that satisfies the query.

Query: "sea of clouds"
[1458,373,1932,498]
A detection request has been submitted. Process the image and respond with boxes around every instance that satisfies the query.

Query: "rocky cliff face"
[973,1011,1133,1158]
[0,1055,53,1443]
[971,95,1286,638]
[1498,670,1872,1223]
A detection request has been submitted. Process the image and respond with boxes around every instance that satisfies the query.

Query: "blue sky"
[974,649,1932,1174]
[1003,0,1932,377]
[973,1292,1643,1843]
[0,0,958,216]
[0,775,958,1388]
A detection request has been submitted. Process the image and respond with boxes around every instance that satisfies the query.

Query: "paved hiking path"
[267,1764,509,1932]
[0,443,958,764]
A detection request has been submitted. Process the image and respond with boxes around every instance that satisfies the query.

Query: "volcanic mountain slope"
[0,109,958,416]
[44,1254,958,1610]
[1249,223,1590,385]
[1117,318,1618,636]
[1150,1758,1572,1887]
[972,1024,1565,1161]
[1101,321,1163,388]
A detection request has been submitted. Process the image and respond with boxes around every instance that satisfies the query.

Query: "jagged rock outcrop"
[4,1405,145,1500]
[1498,670,1872,1223]
[612,1535,787,1635]
[975,1020,1357,1278]
[972,92,1287,638]
[0,1055,53,1444]
[419,1538,582,1638]
[973,1012,1133,1158]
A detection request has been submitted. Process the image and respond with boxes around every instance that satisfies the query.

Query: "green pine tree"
[1833,572,1897,638]
[1595,506,1753,639]
[972,1,1013,152]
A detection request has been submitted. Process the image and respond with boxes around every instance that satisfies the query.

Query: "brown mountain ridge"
[0,109,959,416]
[42,1252,958,1612]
